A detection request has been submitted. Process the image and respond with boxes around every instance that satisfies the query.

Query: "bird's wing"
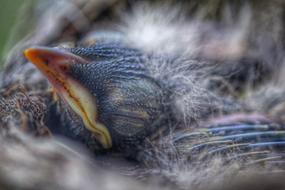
[172,115,285,169]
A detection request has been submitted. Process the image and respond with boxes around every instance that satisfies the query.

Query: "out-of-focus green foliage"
[0,1,26,59]
[0,0,35,66]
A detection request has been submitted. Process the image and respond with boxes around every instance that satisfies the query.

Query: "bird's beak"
[24,46,112,149]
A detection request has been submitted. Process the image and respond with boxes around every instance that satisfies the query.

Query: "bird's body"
[24,40,285,166]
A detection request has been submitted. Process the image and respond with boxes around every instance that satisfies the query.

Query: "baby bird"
[23,33,285,177]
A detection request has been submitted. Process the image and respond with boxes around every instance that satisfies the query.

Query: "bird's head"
[24,46,112,149]
[24,44,169,153]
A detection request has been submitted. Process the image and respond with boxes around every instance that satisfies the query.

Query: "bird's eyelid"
[24,46,90,66]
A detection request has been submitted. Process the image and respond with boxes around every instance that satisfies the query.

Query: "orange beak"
[24,46,112,149]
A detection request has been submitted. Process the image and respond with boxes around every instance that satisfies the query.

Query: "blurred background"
[0,0,35,63]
